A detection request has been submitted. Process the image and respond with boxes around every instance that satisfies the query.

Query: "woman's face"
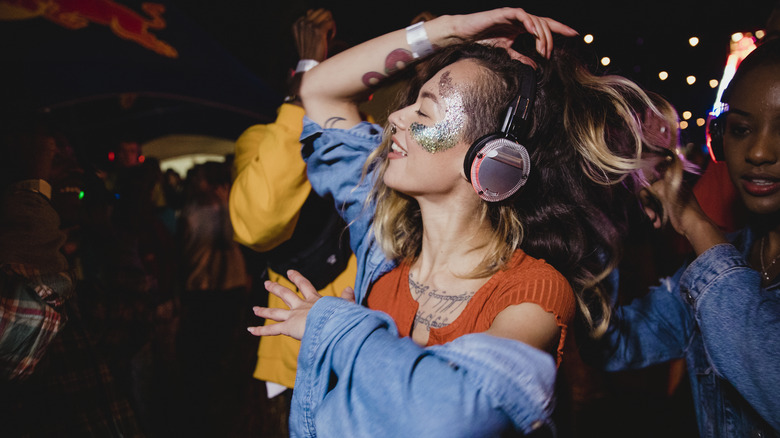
[384,59,483,200]
[724,63,780,215]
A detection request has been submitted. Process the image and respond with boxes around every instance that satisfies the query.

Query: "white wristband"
[406,22,434,59]
[295,59,319,73]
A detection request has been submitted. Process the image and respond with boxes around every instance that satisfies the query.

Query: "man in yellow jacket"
[228,8,357,434]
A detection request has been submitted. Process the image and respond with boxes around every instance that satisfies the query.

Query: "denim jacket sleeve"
[582,266,695,370]
[300,117,382,257]
[681,243,780,431]
[290,297,557,438]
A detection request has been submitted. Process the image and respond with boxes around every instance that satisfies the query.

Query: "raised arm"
[299,8,577,130]
[229,9,335,251]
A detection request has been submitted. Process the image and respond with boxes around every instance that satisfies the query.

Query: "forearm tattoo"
[409,273,475,332]
[361,48,415,88]
[324,116,346,129]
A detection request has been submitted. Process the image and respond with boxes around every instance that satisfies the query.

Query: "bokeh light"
[682,111,692,120]
[686,75,696,85]
[688,37,699,47]
[659,71,669,80]
[600,57,610,66]
[584,34,594,44]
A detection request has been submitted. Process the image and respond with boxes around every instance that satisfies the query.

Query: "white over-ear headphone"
[463,63,536,202]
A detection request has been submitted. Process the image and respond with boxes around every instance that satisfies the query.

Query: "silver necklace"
[760,236,780,282]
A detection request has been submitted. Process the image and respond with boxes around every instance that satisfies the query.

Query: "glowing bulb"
[731,32,744,42]
[78,191,85,200]
[679,121,689,129]
[709,79,719,88]
[659,71,669,80]
[689,37,699,47]
[601,57,611,66]
[696,118,706,127]
[584,34,594,44]
[756,30,766,39]
[686,75,696,85]
[682,111,692,120]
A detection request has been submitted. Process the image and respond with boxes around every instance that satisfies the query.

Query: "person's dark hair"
[723,38,780,104]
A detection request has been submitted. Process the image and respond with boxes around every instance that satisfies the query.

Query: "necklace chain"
[760,236,780,282]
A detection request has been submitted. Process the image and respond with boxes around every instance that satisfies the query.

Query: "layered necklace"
[759,236,780,282]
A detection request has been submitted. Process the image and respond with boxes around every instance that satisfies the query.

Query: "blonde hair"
[360,42,684,337]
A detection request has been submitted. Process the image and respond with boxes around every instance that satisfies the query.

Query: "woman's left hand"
[247,269,356,340]
[247,269,322,340]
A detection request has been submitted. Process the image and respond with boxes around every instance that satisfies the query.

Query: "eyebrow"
[420,90,439,104]
[728,108,751,117]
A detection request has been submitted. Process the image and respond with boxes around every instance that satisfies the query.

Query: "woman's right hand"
[442,8,578,60]
[640,172,727,256]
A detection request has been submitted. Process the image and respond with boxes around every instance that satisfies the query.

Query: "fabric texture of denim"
[293,117,558,437]
[584,226,780,438]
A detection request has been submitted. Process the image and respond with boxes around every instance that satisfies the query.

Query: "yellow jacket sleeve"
[229,104,311,251]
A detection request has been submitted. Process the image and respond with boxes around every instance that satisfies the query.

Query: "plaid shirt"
[0,183,74,382]
[0,264,73,381]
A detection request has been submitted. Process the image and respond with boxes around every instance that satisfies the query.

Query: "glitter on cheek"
[409,72,467,154]
[410,121,457,153]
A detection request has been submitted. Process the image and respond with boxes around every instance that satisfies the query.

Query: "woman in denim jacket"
[586,39,780,437]
[248,8,674,437]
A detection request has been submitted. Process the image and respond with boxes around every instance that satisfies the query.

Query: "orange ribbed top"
[367,250,576,364]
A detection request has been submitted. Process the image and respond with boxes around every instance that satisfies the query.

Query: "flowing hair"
[361,41,682,337]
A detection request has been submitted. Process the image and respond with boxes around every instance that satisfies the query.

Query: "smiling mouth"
[741,175,780,196]
[391,141,407,157]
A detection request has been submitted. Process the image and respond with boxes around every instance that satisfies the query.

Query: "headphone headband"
[502,63,536,139]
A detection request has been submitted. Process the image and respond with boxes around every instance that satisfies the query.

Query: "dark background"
[2,0,776,158]
[171,0,775,146]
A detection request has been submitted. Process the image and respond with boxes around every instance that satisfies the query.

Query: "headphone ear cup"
[707,115,726,162]
[464,134,531,202]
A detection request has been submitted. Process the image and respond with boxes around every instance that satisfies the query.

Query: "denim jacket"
[585,227,780,438]
[293,118,558,437]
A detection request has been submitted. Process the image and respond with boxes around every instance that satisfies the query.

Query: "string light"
[732,32,744,42]
[584,34,594,44]
[686,75,696,85]
[600,57,610,66]
[680,121,689,129]
[659,71,669,80]
[689,37,699,47]
[709,79,719,88]
[682,111,692,120]
[696,118,706,127]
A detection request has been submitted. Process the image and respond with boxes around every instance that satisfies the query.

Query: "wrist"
[406,22,434,59]
[295,59,319,73]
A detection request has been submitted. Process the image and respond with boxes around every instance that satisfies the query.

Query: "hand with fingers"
[449,7,578,62]
[292,8,336,62]
[248,269,355,340]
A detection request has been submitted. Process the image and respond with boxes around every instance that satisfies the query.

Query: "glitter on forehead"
[410,70,467,154]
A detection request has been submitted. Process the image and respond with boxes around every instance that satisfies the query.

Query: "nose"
[745,129,778,166]
[387,106,414,132]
